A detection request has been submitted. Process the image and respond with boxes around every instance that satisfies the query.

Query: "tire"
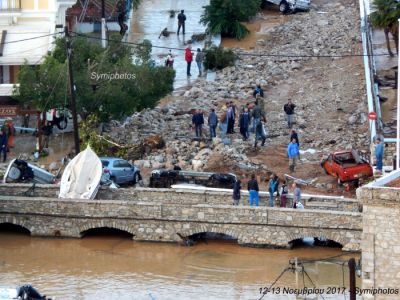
[133,172,140,184]
[56,115,68,130]
[110,176,116,184]
[279,1,289,13]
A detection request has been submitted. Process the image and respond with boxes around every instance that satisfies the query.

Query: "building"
[0,0,75,103]
[357,169,400,299]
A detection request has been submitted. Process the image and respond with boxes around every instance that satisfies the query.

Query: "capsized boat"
[3,159,56,184]
[59,146,102,199]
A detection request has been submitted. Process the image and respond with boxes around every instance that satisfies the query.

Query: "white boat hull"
[59,146,102,200]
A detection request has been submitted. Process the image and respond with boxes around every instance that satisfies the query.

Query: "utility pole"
[101,0,107,48]
[348,258,356,300]
[64,26,80,154]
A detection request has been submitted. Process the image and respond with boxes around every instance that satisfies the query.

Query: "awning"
[0,23,54,65]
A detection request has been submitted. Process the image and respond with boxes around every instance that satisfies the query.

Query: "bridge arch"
[287,230,345,248]
[0,217,31,234]
[178,224,239,241]
[79,221,136,238]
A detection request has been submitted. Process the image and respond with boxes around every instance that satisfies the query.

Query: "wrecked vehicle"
[0,284,51,300]
[149,170,237,189]
[3,159,56,184]
[262,0,311,13]
[321,150,373,185]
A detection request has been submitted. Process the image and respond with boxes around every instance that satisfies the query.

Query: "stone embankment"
[100,0,367,195]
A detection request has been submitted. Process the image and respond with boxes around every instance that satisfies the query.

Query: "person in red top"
[185,44,193,76]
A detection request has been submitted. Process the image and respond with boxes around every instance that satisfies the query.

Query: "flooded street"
[0,229,360,300]
[128,0,217,89]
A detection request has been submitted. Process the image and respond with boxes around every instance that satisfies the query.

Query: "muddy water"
[0,230,361,300]
[128,0,217,89]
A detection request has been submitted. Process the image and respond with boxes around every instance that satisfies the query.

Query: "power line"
[1,32,62,45]
[258,266,291,300]
[71,31,394,59]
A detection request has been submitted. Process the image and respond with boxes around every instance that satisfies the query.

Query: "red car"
[321,150,373,185]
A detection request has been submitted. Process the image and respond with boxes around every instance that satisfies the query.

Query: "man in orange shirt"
[185,45,193,76]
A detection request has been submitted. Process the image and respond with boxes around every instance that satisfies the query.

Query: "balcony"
[0,0,21,12]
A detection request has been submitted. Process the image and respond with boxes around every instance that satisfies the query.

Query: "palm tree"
[369,0,400,56]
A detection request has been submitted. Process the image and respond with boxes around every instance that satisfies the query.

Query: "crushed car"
[262,0,311,13]
[149,169,237,189]
[320,150,373,185]
[3,159,56,184]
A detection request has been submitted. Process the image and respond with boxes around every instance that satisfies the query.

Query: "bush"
[201,0,261,40]
[204,46,237,70]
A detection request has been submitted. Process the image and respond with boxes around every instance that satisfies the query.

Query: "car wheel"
[133,172,140,184]
[279,1,289,13]
[110,176,116,184]
[56,115,68,130]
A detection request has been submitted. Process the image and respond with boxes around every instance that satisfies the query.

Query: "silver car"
[263,0,311,13]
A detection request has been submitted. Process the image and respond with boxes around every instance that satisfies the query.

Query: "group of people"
[232,174,303,208]
[0,118,15,163]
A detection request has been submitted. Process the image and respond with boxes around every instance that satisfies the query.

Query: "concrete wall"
[0,184,361,212]
[0,195,362,249]
[357,171,400,300]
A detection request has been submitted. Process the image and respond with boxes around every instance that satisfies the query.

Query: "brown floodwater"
[0,227,361,300]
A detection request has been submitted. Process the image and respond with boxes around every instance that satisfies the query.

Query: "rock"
[48,162,59,171]
[191,159,204,171]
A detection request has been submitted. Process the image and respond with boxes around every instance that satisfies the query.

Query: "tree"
[200,0,261,40]
[14,34,175,121]
[370,0,400,56]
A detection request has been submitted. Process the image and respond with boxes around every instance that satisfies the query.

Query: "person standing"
[288,138,300,172]
[4,118,14,148]
[283,99,296,128]
[290,129,299,147]
[247,174,259,207]
[253,84,264,98]
[252,101,266,148]
[195,48,204,76]
[192,109,204,138]
[207,108,218,140]
[227,103,235,134]
[239,107,250,141]
[292,182,303,209]
[232,179,241,205]
[219,105,228,139]
[165,50,174,68]
[268,174,279,207]
[177,10,186,35]
[375,137,384,173]
[42,121,53,148]
[21,113,30,133]
[0,128,7,162]
[280,180,288,208]
[185,45,193,76]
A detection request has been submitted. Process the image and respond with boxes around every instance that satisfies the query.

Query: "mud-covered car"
[262,0,311,13]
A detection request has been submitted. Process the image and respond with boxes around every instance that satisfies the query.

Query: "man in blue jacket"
[207,108,218,140]
[288,138,300,172]
[375,138,384,173]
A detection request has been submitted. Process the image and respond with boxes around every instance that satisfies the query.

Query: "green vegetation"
[204,46,237,70]
[369,0,400,56]
[201,0,261,40]
[15,33,175,121]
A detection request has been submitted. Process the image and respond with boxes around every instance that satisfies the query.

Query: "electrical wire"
[0,32,62,45]
[258,266,291,300]
[302,266,326,300]
[71,31,394,59]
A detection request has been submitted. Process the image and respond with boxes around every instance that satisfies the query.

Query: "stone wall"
[0,184,361,212]
[357,176,400,300]
[0,195,361,249]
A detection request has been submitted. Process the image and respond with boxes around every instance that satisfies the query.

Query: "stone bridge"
[0,185,362,250]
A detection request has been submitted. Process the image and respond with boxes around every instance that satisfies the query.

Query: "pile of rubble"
[105,0,368,183]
